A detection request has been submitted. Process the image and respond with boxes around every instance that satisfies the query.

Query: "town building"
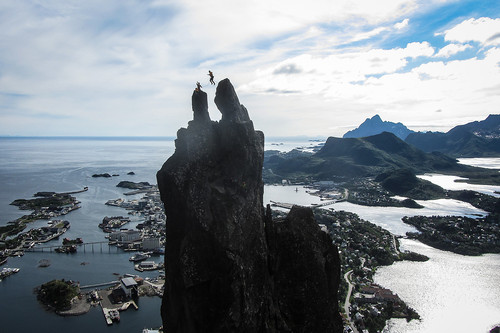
[109,229,141,244]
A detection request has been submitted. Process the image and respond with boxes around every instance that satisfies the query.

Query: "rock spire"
[157,78,342,332]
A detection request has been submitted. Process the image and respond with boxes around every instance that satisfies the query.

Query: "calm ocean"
[0,137,499,332]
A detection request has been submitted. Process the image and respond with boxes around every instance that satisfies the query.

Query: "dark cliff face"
[272,206,342,332]
[157,78,342,332]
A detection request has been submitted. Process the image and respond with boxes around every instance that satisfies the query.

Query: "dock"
[310,200,337,207]
[270,200,337,210]
[101,304,114,325]
[80,280,120,289]
[60,187,89,195]
[98,289,139,326]
[270,201,295,209]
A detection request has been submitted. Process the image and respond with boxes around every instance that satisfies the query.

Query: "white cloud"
[349,18,410,45]
[435,43,472,57]
[240,42,500,136]
[405,41,435,58]
[242,42,435,96]
[0,0,496,137]
[351,27,389,42]
[394,18,410,29]
[443,17,500,46]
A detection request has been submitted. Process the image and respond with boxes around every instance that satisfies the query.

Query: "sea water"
[375,239,500,333]
[417,174,500,197]
[0,137,174,332]
[373,158,500,333]
[1,138,499,332]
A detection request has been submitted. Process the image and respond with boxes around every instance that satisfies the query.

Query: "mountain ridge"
[405,114,500,157]
[264,131,465,182]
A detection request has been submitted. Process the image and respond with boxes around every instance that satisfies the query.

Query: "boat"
[0,267,20,280]
[129,252,151,262]
[11,250,24,257]
[135,261,160,272]
[109,309,120,322]
[38,259,51,267]
[22,241,35,249]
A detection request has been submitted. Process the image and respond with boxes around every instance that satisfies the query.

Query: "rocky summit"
[157,78,342,333]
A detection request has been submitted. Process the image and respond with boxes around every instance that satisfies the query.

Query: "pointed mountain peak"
[343,115,413,140]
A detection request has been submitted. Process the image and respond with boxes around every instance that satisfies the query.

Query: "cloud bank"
[0,0,499,136]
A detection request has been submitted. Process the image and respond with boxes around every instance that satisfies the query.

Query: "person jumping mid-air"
[208,71,215,85]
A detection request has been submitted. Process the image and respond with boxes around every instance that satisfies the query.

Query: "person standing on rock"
[196,81,202,91]
[208,70,215,85]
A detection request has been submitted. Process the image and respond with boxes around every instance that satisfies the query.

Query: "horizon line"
[0,135,328,140]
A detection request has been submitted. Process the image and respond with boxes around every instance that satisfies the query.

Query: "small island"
[36,279,89,315]
[1,190,80,252]
[116,181,152,189]
[92,173,113,178]
[404,214,500,256]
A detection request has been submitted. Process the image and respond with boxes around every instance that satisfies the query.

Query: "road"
[391,234,400,255]
[343,270,359,333]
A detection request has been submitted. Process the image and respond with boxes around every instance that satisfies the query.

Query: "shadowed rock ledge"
[157,78,342,333]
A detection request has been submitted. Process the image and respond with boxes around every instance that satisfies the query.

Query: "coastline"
[57,297,91,316]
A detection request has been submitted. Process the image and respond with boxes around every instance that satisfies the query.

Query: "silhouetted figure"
[196,81,202,91]
[208,70,215,85]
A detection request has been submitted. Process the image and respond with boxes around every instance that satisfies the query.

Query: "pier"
[80,280,120,289]
[270,200,295,209]
[270,200,337,210]
[60,187,89,195]
[311,200,337,207]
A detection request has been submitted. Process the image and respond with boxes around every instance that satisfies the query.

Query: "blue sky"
[1,0,499,137]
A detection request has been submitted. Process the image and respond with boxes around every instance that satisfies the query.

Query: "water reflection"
[459,157,500,170]
[375,239,500,333]
[418,174,500,197]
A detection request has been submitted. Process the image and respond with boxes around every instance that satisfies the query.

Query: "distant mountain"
[264,132,466,181]
[343,115,414,140]
[405,114,500,157]
[451,114,500,138]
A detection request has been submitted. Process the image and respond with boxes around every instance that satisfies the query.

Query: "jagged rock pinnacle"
[215,78,250,122]
[191,89,211,123]
[156,78,342,333]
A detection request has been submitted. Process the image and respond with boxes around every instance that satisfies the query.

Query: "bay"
[264,187,488,236]
[459,157,500,170]
[418,173,500,197]
[375,239,500,333]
